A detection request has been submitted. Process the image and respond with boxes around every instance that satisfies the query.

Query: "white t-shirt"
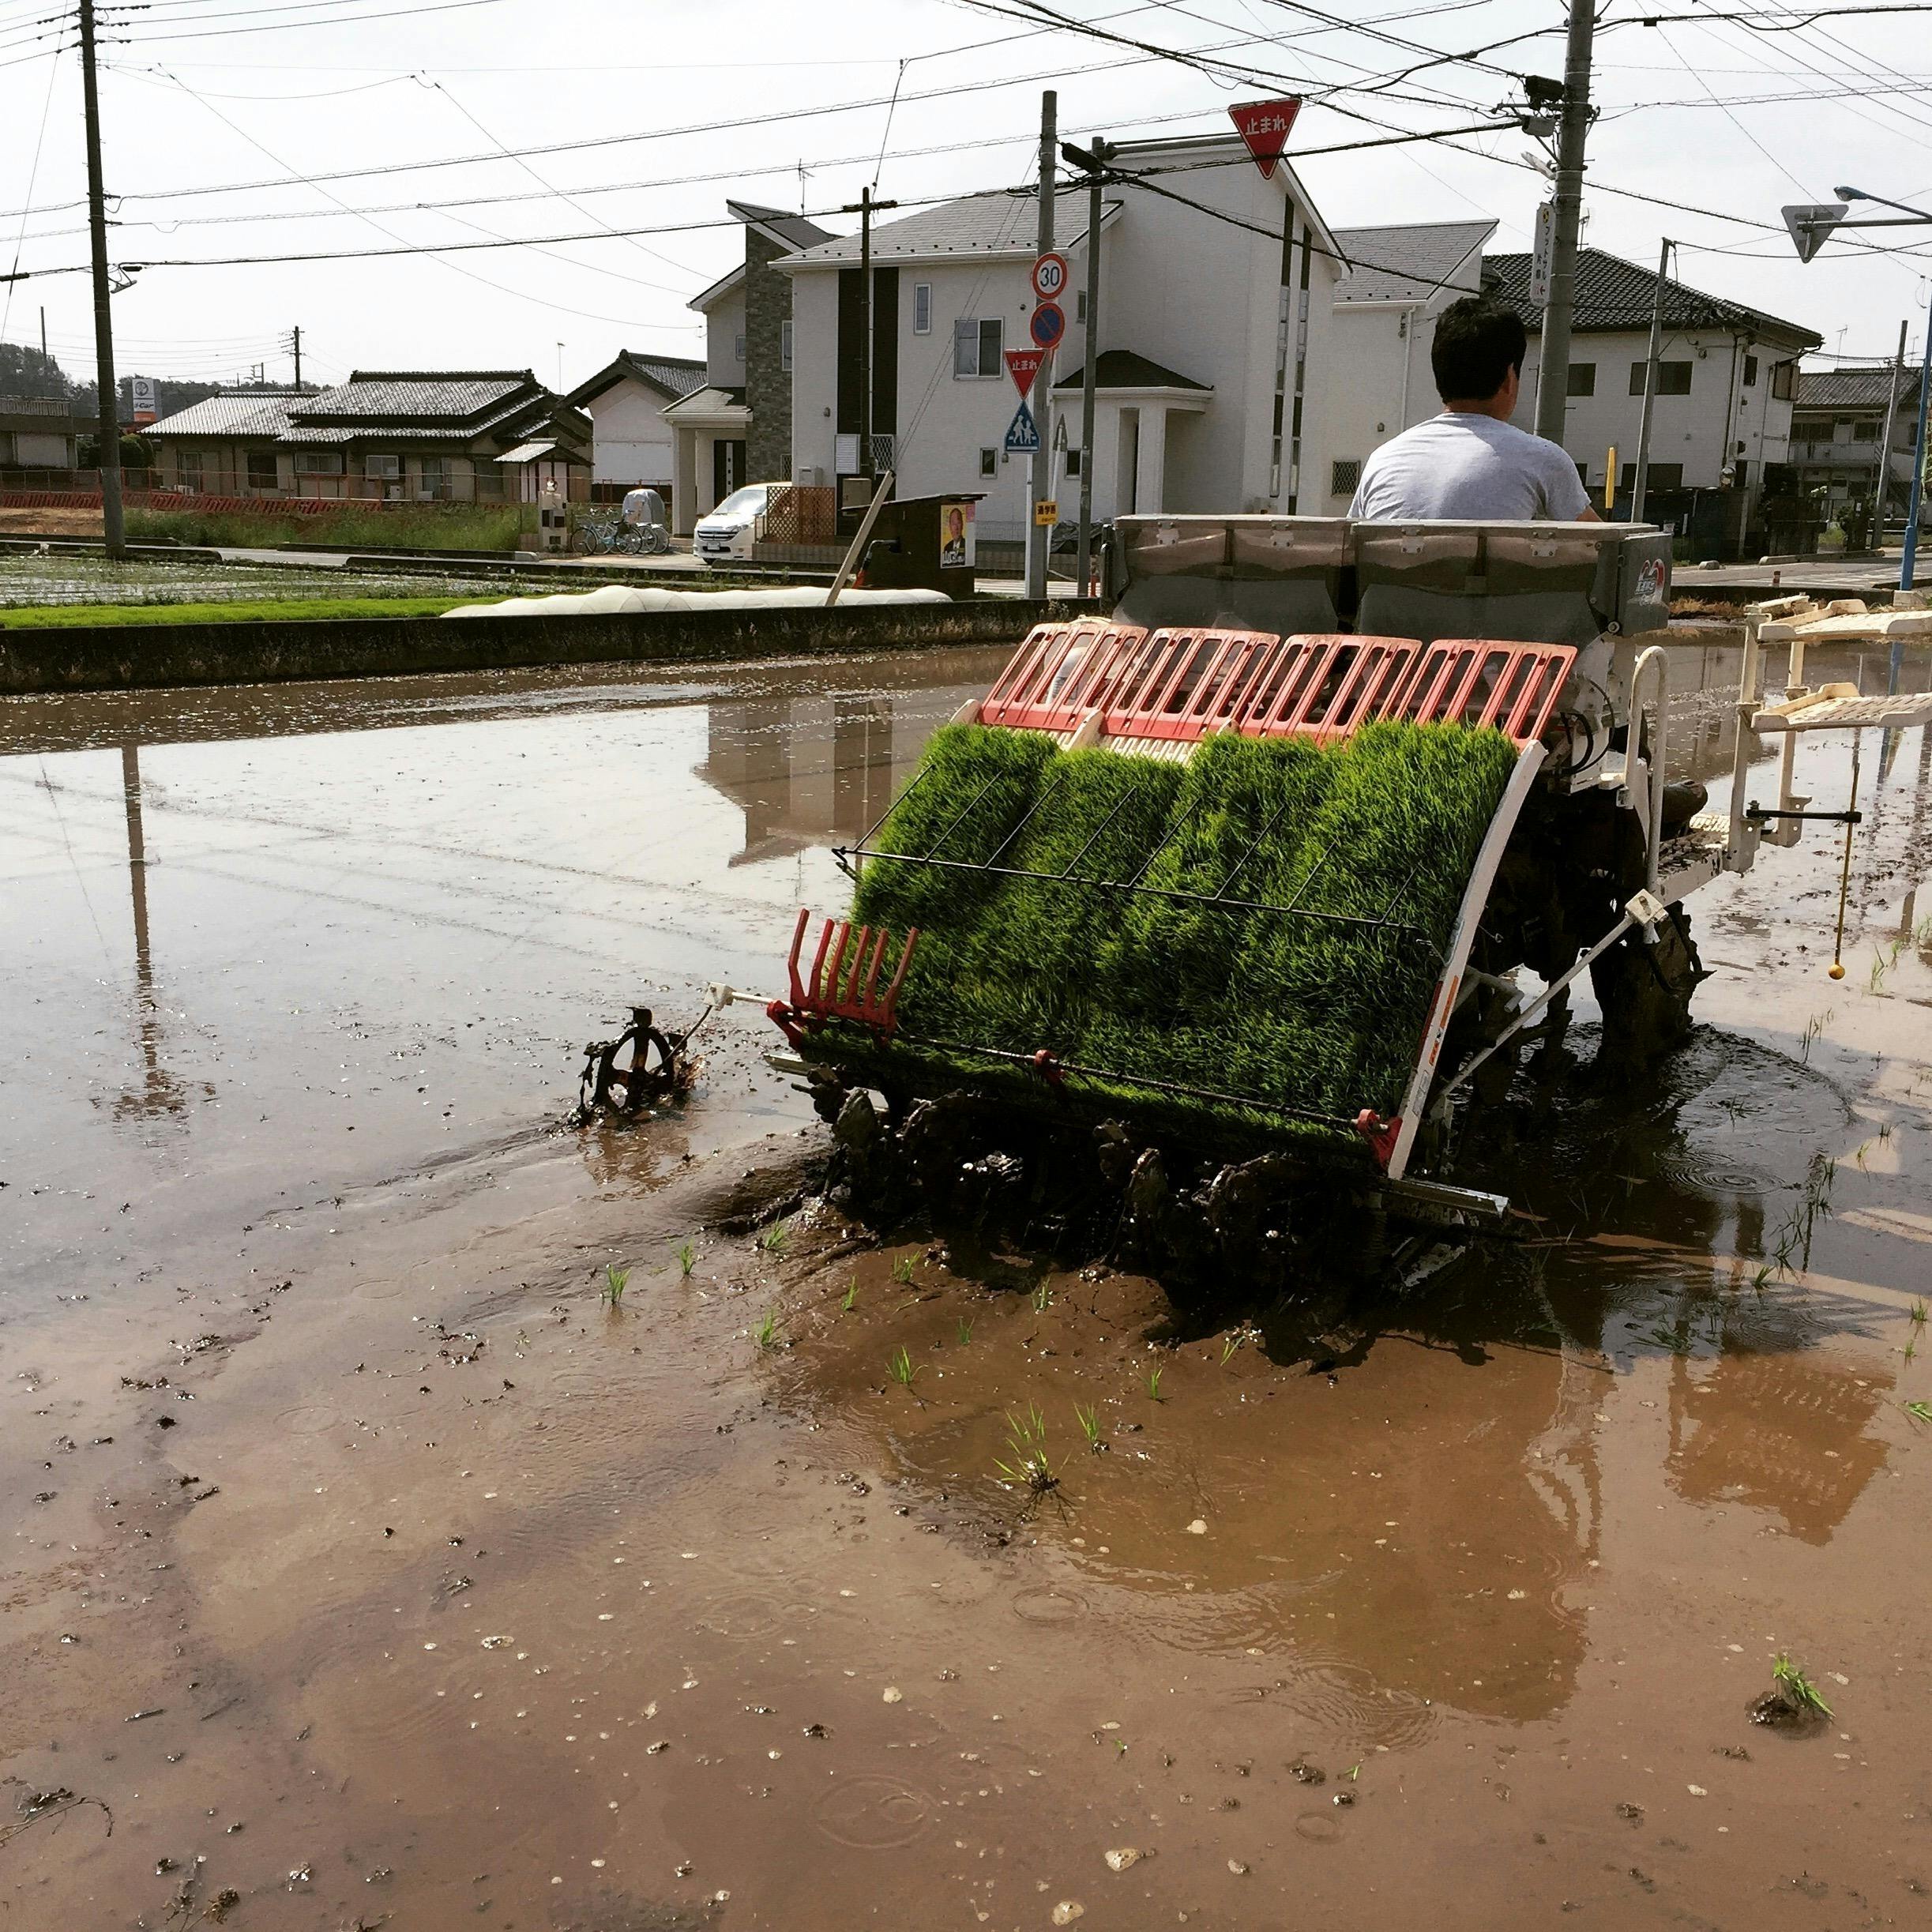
[1349,412,1592,522]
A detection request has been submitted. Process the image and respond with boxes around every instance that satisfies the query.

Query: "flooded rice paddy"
[3,640,1932,1930]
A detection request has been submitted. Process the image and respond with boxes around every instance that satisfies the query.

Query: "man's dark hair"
[1431,296,1528,403]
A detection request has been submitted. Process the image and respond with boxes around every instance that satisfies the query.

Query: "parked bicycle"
[578,491,671,557]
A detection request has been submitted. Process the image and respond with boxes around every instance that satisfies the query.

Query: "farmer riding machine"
[703,514,1930,1290]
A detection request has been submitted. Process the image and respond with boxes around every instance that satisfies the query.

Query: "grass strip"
[842,720,1519,1140]
[0,596,469,629]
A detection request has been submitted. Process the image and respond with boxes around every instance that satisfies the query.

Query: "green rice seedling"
[1032,1279,1054,1314]
[845,721,1520,1144]
[1770,1654,1832,1718]
[887,1345,923,1388]
[1911,1299,1927,1328]
[1904,1399,1932,1424]
[674,1241,696,1277]
[757,1219,791,1257]
[957,1315,975,1345]
[1799,1009,1832,1066]
[1074,1401,1104,1452]
[842,1279,858,1313]
[1749,1264,1772,1295]
[1220,1332,1242,1366]
[1904,1337,1917,1366]
[752,1308,780,1350]
[993,1403,1057,1493]
[889,1254,915,1285]
[603,1265,630,1306]
[1145,1362,1165,1403]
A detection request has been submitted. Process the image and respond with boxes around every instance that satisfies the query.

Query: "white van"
[693,483,779,566]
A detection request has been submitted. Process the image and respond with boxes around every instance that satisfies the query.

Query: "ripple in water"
[813,1773,937,1851]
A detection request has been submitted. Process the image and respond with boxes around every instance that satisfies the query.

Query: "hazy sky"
[2,0,1930,395]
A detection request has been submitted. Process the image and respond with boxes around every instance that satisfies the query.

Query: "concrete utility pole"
[1876,316,1908,534]
[1629,237,1672,525]
[840,186,897,484]
[291,325,303,389]
[1063,137,1111,599]
[1901,288,1932,595]
[79,0,125,558]
[1027,89,1057,602]
[1532,0,1596,442]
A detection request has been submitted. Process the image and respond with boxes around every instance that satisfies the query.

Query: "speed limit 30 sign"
[1031,251,1068,302]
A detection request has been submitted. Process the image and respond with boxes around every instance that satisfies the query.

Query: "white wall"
[583,379,676,487]
[1515,329,1799,494]
[705,288,747,391]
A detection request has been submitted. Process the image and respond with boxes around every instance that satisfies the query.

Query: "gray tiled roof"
[1334,220,1494,303]
[626,352,706,397]
[727,199,836,252]
[1794,365,1917,410]
[1483,248,1821,349]
[784,191,1113,266]
[1054,349,1210,393]
[291,372,536,424]
[144,389,312,439]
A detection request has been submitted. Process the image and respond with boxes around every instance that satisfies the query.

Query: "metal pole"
[1899,286,1932,596]
[859,186,873,480]
[1533,0,1596,442]
[1630,236,1671,525]
[79,0,125,559]
[292,324,302,389]
[1027,89,1056,602]
[1876,315,1907,538]
[1074,139,1107,600]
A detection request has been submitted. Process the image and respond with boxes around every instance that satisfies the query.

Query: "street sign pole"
[1028,91,1057,601]
[1877,318,1908,539]
[1897,285,1932,606]
[1630,236,1672,526]
[1066,137,1110,598]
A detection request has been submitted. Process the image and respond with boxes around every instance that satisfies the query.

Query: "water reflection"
[111,743,190,1126]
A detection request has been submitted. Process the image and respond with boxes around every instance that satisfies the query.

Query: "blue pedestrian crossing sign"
[1004,400,1040,453]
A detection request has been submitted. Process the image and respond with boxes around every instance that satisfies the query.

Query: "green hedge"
[124,503,524,553]
[837,720,1520,1141]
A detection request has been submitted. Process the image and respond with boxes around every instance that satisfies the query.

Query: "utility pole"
[1629,237,1672,525]
[79,0,125,558]
[1027,89,1057,602]
[1876,316,1907,536]
[1062,137,1110,599]
[291,325,303,389]
[39,307,47,363]
[1532,0,1596,442]
[840,185,897,485]
[1900,286,1932,596]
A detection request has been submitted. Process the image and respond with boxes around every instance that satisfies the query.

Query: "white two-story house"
[774,133,1350,545]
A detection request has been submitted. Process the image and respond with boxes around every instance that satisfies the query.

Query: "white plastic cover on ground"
[441,584,952,618]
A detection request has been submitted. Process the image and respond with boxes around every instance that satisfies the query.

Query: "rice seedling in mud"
[844,720,1520,1145]
[1904,1400,1932,1426]
[1220,1332,1243,1366]
[887,1345,923,1388]
[673,1241,697,1277]
[993,1404,1058,1494]
[1799,1009,1832,1066]
[757,1219,791,1257]
[1755,1654,1832,1723]
[603,1265,630,1306]
[1032,1279,1054,1314]
[1074,1402,1106,1453]
[957,1315,975,1345]
[752,1308,781,1350]
[1911,1299,1927,1329]
[889,1254,915,1285]
[1145,1362,1166,1403]
[841,1279,858,1313]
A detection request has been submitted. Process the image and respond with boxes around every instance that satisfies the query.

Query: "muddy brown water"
[4,642,1932,1930]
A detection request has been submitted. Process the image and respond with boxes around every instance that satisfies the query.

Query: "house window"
[179,447,204,488]
[913,283,932,334]
[1853,419,1878,441]
[1629,360,1691,395]
[419,456,448,498]
[365,453,400,481]
[1076,290,1088,324]
[293,448,344,475]
[1566,362,1596,397]
[246,448,277,491]
[1772,362,1795,400]
[979,447,998,478]
[1743,354,1759,386]
[1066,448,1081,477]
[1330,457,1363,496]
[1648,462,1684,489]
[734,333,746,363]
[781,319,793,374]
[953,317,1003,378]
